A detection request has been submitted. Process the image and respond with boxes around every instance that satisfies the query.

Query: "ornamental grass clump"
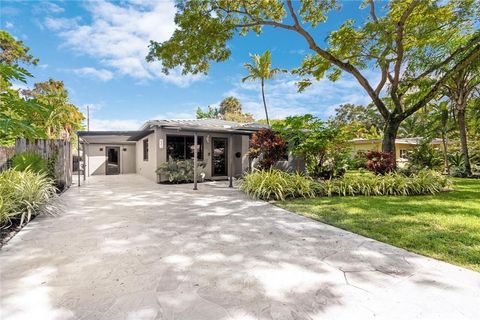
[315,170,450,197]
[0,169,57,228]
[241,170,451,201]
[240,169,315,201]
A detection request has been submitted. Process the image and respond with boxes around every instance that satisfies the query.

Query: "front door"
[106,147,120,175]
[212,138,228,176]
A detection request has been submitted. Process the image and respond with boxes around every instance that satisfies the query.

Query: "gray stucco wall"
[86,143,136,176]
[135,131,158,182]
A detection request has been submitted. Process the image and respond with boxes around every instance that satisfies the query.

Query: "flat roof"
[77,130,153,144]
[142,119,266,133]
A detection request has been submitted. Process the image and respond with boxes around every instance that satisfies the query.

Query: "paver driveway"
[1,174,479,320]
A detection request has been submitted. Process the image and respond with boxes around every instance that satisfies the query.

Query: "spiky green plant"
[12,152,47,174]
[0,169,57,228]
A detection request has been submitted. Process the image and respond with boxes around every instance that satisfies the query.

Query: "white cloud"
[44,17,81,31]
[72,67,114,81]
[34,2,65,14]
[88,119,143,131]
[44,2,65,14]
[224,71,380,120]
[152,111,196,120]
[45,0,202,87]
[5,21,14,29]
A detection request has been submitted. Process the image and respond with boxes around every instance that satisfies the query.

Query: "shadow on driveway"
[1,174,479,320]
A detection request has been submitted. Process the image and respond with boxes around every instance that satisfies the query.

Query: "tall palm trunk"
[441,130,449,174]
[457,107,472,176]
[261,78,270,127]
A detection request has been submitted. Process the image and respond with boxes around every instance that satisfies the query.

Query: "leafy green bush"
[406,140,443,172]
[156,159,207,183]
[448,152,468,177]
[12,152,47,174]
[316,171,450,197]
[240,169,315,201]
[348,151,367,170]
[0,169,57,227]
[275,114,350,179]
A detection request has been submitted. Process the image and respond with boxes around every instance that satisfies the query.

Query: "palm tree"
[242,50,286,126]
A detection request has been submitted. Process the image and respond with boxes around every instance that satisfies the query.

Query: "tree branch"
[405,43,480,118]
[391,0,419,97]
[405,32,480,88]
[368,0,379,23]
[284,0,389,118]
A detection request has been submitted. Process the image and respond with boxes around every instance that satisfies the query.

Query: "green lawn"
[276,178,480,272]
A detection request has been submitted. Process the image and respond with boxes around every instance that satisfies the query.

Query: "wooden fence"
[0,146,15,171]
[15,138,73,189]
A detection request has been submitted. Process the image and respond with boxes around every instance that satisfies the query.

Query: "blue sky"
[2,0,378,130]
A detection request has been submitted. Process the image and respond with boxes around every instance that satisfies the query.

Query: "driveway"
[1,174,479,320]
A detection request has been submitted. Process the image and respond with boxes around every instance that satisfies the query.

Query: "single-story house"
[349,137,444,164]
[77,119,266,183]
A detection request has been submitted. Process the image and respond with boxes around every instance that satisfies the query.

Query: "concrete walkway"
[1,174,479,320]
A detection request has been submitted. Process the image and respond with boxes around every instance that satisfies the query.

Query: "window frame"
[143,138,149,161]
[166,135,204,161]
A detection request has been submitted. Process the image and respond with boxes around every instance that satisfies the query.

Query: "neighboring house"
[349,137,444,164]
[78,119,265,182]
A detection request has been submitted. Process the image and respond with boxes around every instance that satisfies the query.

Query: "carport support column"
[193,132,198,190]
[229,134,233,188]
[77,137,80,187]
[83,142,86,181]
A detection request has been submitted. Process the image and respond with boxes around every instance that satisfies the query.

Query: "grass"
[276,177,480,272]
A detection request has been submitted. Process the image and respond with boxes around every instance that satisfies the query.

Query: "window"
[399,149,408,159]
[143,138,149,161]
[167,135,203,161]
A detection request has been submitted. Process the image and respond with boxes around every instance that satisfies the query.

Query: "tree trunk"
[457,108,472,176]
[441,130,449,174]
[261,78,270,127]
[382,118,402,169]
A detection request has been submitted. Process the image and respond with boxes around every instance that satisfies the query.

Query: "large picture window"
[167,135,203,160]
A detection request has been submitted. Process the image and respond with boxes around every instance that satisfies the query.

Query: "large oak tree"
[147,0,480,159]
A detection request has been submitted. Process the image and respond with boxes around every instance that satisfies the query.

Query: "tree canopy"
[196,96,254,122]
[0,30,83,146]
[147,0,480,158]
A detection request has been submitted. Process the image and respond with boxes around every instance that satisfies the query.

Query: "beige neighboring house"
[349,137,444,165]
[78,119,266,182]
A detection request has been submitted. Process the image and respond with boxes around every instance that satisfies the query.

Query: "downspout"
[229,134,233,188]
[193,132,198,190]
[77,136,80,187]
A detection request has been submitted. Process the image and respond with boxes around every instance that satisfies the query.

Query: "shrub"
[0,169,57,227]
[12,152,47,174]
[315,171,450,197]
[348,151,367,170]
[448,152,468,177]
[240,169,315,201]
[156,159,207,183]
[406,140,443,172]
[249,128,287,170]
[365,151,395,175]
[275,114,350,179]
